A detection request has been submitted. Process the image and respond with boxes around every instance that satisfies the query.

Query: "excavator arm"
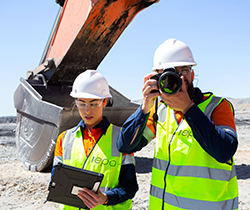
[28,0,156,83]
[14,0,158,172]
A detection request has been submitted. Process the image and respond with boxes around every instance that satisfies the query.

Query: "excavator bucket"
[14,0,158,171]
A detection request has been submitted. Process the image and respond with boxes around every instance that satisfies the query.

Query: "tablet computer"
[46,163,104,209]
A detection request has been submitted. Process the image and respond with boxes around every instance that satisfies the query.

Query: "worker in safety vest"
[117,38,238,210]
[51,70,138,210]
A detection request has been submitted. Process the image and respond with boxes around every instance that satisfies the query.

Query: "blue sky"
[1,0,250,117]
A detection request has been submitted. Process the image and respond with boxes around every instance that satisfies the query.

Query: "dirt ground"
[0,98,249,210]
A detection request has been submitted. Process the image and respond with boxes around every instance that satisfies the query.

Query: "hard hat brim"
[153,61,197,70]
[70,92,112,99]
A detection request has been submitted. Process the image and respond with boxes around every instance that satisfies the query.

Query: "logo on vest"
[91,156,117,167]
[174,129,193,138]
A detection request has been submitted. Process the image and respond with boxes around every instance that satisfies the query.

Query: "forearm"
[104,164,138,205]
[184,105,238,163]
[117,105,149,153]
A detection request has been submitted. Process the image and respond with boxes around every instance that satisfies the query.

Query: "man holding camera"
[117,38,238,210]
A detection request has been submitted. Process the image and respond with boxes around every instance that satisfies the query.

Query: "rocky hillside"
[0,116,16,124]
[228,98,250,112]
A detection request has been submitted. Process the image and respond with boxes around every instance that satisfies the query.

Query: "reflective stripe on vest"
[200,93,237,137]
[152,158,237,181]
[60,124,132,210]
[149,93,238,210]
[150,185,238,210]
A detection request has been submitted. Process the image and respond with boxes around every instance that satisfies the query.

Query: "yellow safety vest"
[149,93,238,210]
[59,124,132,210]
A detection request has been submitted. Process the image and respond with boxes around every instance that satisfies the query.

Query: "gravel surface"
[0,98,249,210]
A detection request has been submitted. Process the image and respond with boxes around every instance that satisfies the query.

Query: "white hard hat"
[152,38,197,70]
[70,70,112,99]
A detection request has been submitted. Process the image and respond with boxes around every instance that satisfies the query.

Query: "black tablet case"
[46,163,104,209]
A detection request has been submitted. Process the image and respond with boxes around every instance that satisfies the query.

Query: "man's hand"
[141,72,160,114]
[78,188,108,209]
[160,76,194,113]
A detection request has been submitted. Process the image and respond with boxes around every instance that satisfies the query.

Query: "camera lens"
[158,71,182,95]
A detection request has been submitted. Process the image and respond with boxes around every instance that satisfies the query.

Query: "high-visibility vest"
[59,124,132,210]
[149,93,238,210]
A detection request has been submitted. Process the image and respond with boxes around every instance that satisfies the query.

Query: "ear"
[102,98,107,108]
[191,69,195,81]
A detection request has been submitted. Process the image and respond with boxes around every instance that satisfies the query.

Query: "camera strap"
[153,97,158,129]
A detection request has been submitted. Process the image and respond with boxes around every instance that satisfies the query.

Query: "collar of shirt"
[73,116,110,134]
[193,87,204,105]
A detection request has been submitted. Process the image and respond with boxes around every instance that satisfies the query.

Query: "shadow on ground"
[135,156,153,173]
[236,164,250,179]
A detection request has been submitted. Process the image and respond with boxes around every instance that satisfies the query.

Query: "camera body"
[150,67,182,95]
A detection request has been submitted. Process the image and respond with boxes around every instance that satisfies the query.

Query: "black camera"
[150,67,182,95]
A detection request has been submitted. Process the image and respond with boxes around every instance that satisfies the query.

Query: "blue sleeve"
[104,164,138,205]
[50,165,55,181]
[184,104,238,163]
[117,105,149,154]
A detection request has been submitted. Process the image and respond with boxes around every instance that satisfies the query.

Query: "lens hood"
[158,68,182,95]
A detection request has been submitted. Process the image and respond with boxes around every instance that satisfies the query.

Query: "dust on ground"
[0,97,250,210]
